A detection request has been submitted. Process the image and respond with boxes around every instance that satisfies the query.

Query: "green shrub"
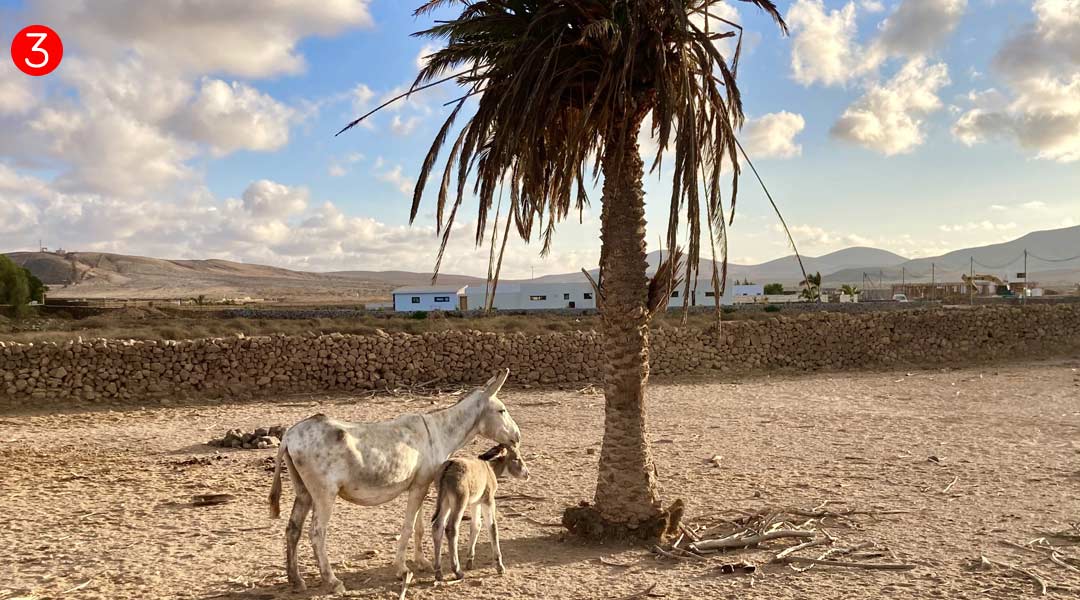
[410,311,429,320]
[764,304,781,313]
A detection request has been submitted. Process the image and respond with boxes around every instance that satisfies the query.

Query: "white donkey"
[268,369,520,594]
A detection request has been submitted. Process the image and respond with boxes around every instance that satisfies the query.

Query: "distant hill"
[5,251,392,303]
[326,270,485,288]
[6,225,1078,300]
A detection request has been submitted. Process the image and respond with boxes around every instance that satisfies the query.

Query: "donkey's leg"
[309,492,345,595]
[411,484,432,571]
[483,502,506,574]
[393,486,426,578]
[432,508,448,581]
[465,505,482,570]
[448,506,467,580]
[285,492,312,592]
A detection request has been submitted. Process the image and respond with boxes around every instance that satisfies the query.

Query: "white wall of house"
[668,281,766,307]
[392,287,463,312]
[463,282,597,311]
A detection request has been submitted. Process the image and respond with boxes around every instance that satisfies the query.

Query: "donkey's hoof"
[465,559,474,570]
[453,570,465,581]
[290,579,307,593]
[435,570,444,582]
[496,563,507,575]
[394,562,411,579]
[415,557,434,571]
[323,578,346,595]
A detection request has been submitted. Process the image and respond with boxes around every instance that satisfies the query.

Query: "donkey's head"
[479,444,530,481]
[473,369,520,447]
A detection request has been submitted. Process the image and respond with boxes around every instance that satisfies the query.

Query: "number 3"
[24,32,49,68]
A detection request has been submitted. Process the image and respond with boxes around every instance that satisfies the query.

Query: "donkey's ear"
[478,445,505,461]
[484,368,510,397]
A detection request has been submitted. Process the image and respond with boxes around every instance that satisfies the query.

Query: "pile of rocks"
[209,425,287,449]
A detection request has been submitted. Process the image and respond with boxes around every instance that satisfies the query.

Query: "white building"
[392,286,465,312]
[461,281,596,311]
[395,279,776,313]
[668,281,766,307]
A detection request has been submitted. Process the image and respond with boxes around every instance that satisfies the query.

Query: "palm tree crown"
[388,0,786,290]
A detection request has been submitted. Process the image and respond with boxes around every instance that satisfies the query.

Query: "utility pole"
[931,262,935,302]
[969,256,974,306]
[1023,249,1028,305]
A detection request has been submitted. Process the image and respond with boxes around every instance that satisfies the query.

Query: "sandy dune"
[2,358,1079,599]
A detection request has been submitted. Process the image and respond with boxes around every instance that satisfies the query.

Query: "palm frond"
[343,0,788,292]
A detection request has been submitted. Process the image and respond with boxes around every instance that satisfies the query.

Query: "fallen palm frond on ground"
[972,525,1080,595]
[650,502,917,574]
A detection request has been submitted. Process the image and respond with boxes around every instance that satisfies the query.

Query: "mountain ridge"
[5,224,1079,299]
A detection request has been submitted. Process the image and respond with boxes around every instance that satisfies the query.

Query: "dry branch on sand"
[666,504,918,574]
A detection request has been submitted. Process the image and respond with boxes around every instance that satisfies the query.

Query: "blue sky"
[1,1,1078,277]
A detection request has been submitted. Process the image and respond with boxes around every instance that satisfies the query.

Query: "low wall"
[2,305,1078,407]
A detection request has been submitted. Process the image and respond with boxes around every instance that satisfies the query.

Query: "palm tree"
[801,271,822,301]
[342,0,786,541]
[840,284,860,298]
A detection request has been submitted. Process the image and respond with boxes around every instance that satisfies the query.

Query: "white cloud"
[832,58,950,155]
[775,224,876,249]
[351,84,375,114]
[28,106,196,197]
[0,171,592,277]
[787,0,865,86]
[175,79,294,156]
[875,0,968,58]
[938,221,1017,232]
[390,114,421,136]
[241,180,309,219]
[990,204,1008,211]
[33,0,373,78]
[954,0,1080,162]
[1022,200,1047,210]
[742,112,806,159]
[327,152,364,177]
[416,44,441,71]
[374,160,414,197]
[860,0,886,13]
[0,65,37,116]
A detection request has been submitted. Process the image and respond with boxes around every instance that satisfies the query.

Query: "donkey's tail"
[268,443,288,519]
[430,463,449,527]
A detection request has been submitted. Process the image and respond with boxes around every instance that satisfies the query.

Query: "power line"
[1026,252,1080,263]
[971,253,1025,270]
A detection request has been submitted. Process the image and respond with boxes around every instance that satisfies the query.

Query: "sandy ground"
[2,358,1079,600]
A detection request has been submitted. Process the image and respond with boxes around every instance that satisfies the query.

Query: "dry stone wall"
[2,305,1078,408]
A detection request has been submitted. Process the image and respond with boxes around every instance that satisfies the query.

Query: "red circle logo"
[11,25,63,76]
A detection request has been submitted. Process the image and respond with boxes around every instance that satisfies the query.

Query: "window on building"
[411,296,421,304]
[671,290,679,298]
[434,296,449,302]
[705,291,715,297]
[584,292,593,300]
[563,293,570,300]
[529,295,547,301]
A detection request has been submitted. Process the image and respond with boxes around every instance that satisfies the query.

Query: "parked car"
[892,294,909,303]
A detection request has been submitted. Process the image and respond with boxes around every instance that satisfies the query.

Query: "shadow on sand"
[194,531,640,599]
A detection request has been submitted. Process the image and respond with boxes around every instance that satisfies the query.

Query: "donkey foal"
[431,445,529,580]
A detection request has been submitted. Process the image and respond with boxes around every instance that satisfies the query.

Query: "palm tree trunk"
[593,115,663,525]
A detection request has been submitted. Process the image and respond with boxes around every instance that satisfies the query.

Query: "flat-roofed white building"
[392,286,465,312]
[461,281,597,311]
[458,279,765,311]
[668,280,766,307]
